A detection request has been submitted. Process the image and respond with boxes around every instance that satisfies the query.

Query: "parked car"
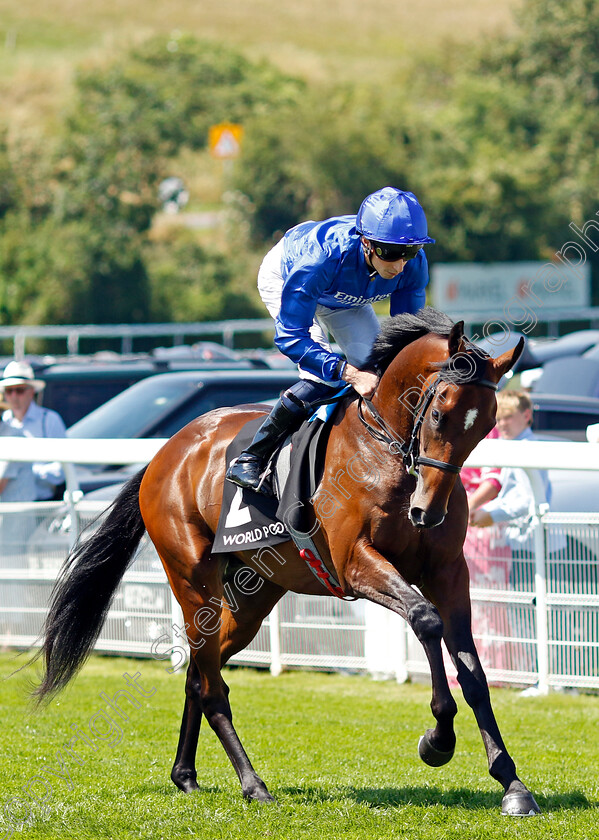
[475,331,537,373]
[526,393,599,513]
[519,331,599,395]
[530,393,599,442]
[530,356,599,398]
[24,370,599,581]
[529,330,599,364]
[34,347,269,427]
[66,369,300,492]
[53,371,599,491]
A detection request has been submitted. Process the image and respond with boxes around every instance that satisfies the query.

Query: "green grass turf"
[0,652,597,839]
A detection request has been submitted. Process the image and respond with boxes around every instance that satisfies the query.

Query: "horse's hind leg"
[171,567,285,795]
[139,423,279,801]
[189,633,273,801]
[171,658,203,792]
[218,567,286,667]
[146,503,274,802]
[167,553,275,801]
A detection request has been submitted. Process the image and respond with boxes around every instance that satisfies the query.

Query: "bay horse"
[33,309,540,816]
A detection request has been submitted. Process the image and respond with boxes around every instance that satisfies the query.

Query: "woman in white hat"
[0,361,67,501]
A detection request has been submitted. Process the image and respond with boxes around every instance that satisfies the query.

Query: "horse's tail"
[32,466,149,703]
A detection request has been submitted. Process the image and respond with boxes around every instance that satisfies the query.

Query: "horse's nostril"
[410,506,445,529]
[410,507,426,526]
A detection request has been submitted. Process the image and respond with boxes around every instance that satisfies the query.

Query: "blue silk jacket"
[275,216,429,381]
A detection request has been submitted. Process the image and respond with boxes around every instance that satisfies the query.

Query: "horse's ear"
[492,336,525,380]
[448,321,465,357]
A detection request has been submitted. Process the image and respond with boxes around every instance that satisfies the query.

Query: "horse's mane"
[366,306,490,382]
[366,307,456,373]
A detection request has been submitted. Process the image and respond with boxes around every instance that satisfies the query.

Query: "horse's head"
[407,322,524,529]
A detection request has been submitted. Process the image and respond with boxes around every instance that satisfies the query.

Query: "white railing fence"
[0,319,275,356]
[4,308,599,355]
[1,438,598,692]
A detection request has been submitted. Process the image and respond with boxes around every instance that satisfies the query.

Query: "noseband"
[357,371,498,477]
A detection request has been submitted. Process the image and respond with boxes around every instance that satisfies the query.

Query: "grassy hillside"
[1,0,518,136]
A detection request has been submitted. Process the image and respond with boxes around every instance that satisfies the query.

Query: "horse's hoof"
[243,784,275,803]
[501,790,541,816]
[418,731,455,767]
[172,774,200,794]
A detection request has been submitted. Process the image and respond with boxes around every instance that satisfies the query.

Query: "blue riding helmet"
[356,187,435,245]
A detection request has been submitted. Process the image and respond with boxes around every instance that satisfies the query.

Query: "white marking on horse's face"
[464,408,478,431]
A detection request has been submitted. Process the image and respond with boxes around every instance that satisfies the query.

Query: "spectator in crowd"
[0,417,36,503]
[0,403,37,636]
[0,361,67,501]
[469,390,551,540]
[464,426,502,514]
[455,427,509,679]
[468,390,551,689]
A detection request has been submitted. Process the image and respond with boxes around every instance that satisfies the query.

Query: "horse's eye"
[431,409,441,424]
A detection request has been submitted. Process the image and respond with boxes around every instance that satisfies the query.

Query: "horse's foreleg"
[443,612,540,815]
[427,560,540,816]
[344,548,457,762]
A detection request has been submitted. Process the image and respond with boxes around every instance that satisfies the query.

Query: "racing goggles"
[371,241,423,262]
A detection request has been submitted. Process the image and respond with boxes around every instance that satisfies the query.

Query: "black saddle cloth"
[213,410,335,553]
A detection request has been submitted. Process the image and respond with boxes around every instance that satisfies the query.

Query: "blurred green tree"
[0,130,17,221]
[145,230,264,323]
[498,0,599,229]
[234,85,414,242]
[233,0,599,290]
[0,36,302,326]
[3,6,599,328]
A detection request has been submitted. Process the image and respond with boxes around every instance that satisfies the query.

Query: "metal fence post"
[396,617,409,683]
[67,331,80,356]
[62,461,82,552]
[268,601,282,676]
[169,591,188,673]
[364,601,408,681]
[526,468,550,694]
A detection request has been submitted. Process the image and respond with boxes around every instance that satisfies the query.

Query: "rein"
[358,371,498,477]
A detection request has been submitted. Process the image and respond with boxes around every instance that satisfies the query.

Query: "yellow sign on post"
[209,123,244,159]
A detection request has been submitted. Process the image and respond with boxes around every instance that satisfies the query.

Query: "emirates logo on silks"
[332,291,391,305]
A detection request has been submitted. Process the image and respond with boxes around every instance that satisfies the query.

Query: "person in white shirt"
[469,390,552,687]
[469,390,551,548]
[0,403,38,633]
[0,361,67,501]
[0,419,36,502]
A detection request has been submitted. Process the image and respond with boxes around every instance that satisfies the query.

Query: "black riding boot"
[225,396,308,496]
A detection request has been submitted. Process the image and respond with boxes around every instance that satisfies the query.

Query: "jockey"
[226,186,435,495]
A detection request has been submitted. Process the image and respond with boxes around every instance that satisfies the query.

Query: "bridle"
[357,371,498,477]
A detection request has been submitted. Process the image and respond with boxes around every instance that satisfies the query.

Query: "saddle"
[213,394,356,599]
[214,410,331,552]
